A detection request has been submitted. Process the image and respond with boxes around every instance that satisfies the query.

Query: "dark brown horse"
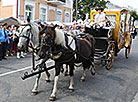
[38,25,95,101]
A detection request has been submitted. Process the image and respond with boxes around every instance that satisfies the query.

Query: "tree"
[73,0,109,21]
[129,10,138,23]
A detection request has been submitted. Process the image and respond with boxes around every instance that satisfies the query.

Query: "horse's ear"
[52,24,57,30]
[38,26,47,37]
[27,16,30,23]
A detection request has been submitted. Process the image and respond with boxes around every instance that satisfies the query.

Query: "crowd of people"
[0,21,86,61]
[0,23,26,61]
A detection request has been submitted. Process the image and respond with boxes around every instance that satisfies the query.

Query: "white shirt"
[95,12,106,27]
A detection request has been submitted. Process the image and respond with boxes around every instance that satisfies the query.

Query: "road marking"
[0,66,31,77]
[132,92,138,102]
[0,60,54,77]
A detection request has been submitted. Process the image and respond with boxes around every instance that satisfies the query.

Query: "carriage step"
[95,51,106,54]
[94,37,109,39]
[94,54,105,58]
[95,49,105,52]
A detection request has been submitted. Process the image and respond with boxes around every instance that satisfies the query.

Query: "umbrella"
[0,16,20,25]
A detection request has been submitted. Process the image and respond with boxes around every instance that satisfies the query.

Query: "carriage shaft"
[21,65,55,80]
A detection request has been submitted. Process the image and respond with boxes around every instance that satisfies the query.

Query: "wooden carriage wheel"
[105,42,115,70]
[125,36,132,59]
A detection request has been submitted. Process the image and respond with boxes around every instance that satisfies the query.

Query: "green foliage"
[129,10,138,21]
[73,0,109,21]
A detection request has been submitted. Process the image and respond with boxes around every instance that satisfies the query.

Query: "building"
[105,2,123,11]
[0,0,73,23]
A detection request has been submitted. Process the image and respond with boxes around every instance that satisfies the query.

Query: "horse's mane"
[54,28,66,47]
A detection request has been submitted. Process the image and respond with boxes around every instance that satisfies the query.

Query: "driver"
[95,7,106,27]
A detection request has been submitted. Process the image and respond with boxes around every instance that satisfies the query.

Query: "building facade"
[105,2,123,11]
[0,0,73,23]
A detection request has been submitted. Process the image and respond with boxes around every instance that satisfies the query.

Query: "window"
[40,8,47,21]
[65,12,70,23]
[56,11,62,22]
[25,5,33,20]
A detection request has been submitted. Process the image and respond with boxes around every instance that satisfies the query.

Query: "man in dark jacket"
[0,23,10,60]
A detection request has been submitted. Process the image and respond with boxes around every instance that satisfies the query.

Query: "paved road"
[0,37,138,102]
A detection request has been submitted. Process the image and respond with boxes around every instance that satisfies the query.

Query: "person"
[6,25,14,56]
[13,26,25,58]
[95,7,106,27]
[131,26,137,39]
[0,23,10,60]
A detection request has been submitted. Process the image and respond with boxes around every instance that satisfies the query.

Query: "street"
[0,37,138,102]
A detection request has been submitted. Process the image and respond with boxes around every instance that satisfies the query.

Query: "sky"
[109,0,138,11]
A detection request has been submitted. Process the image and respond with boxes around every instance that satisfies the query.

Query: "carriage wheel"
[125,36,132,59]
[105,42,115,70]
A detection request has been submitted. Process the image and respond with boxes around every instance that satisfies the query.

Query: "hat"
[95,7,104,12]
[2,23,7,27]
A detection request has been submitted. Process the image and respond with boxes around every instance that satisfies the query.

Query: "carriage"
[90,9,133,70]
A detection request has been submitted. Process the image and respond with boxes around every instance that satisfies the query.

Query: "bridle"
[19,24,32,42]
[19,24,40,51]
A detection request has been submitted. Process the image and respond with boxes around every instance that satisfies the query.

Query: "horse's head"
[18,22,39,50]
[17,24,31,50]
[38,25,57,58]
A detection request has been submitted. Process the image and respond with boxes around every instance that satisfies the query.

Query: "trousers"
[0,42,7,58]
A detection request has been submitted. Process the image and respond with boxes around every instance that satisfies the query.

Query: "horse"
[17,19,51,95]
[38,25,95,101]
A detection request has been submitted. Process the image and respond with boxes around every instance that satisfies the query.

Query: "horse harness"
[19,24,41,52]
[49,33,93,62]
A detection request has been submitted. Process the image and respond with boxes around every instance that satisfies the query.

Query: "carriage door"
[118,13,126,49]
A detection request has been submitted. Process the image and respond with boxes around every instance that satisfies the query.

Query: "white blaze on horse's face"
[18,26,31,50]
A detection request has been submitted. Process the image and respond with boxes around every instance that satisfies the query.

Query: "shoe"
[6,54,8,57]
[17,52,20,59]
[2,57,7,60]
[20,52,25,58]
[0,58,2,61]
[17,56,20,59]
[10,54,13,56]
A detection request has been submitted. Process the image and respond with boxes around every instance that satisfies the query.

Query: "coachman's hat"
[95,7,104,12]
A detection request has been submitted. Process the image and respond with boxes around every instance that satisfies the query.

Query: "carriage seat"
[91,27,113,39]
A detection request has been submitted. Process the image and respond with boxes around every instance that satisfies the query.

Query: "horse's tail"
[86,34,95,62]
[86,34,95,53]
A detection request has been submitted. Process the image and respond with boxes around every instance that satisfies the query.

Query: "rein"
[19,24,32,41]
[50,33,93,61]
[19,24,40,52]
[64,34,95,61]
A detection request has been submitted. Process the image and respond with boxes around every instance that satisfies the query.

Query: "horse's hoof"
[49,96,56,101]
[80,79,85,82]
[91,72,95,75]
[68,88,74,92]
[31,91,38,96]
[90,68,96,76]
[64,73,68,76]
[46,80,51,83]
